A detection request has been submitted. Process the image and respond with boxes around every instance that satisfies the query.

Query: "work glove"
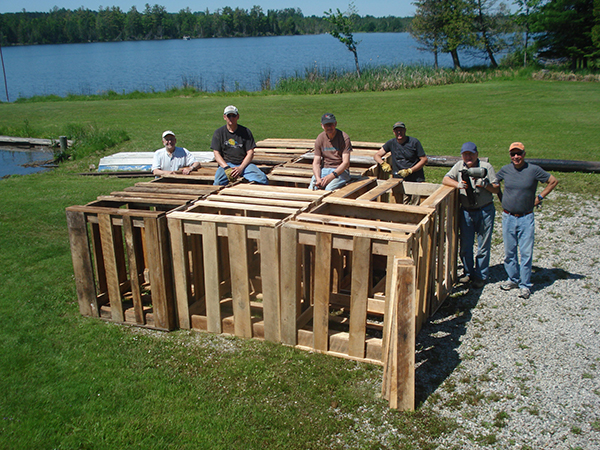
[380,162,392,173]
[224,167,238,183]
[397,168,413,178]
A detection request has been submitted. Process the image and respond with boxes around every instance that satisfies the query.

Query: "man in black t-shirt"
[374,121,428,182]
[211,105,268,185]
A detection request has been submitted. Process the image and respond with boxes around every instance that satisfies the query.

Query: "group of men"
[151,105,558,299]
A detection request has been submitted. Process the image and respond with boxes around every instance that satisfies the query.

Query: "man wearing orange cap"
[493,142,558,299]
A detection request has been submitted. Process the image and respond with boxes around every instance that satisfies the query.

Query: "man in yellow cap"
[493,142,558,299]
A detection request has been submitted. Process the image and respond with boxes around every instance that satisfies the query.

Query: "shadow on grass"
[413,262,583,406]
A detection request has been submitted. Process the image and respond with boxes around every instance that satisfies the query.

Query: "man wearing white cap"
[151,130,199,176]
[211,105,268,185]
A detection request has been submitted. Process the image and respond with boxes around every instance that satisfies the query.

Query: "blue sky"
[0,0,416,17]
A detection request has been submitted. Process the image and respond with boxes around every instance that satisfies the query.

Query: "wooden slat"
[280,225,300,345]
[228,223,253,338]
[313,232,332,351]
[295,213,417,234]
[122,215,145,325]
[98,213,124,322]
[348,236,371,358]
[382,258,415,410]
[168,217,191,329]
[65,209,99,317]
[260,226,281,342]
[202,221,222,333]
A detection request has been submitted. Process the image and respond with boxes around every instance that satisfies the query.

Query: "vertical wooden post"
[65,209,99,317]
[382,257,415,410]
[280,225,299,345]
[228,223,253,339]
[98,213,124,322]
[203,221,222,334]
[313,232,332,352]
[260,226,281,343]
[123,215,145,325]
[348,236,370,358]
[168,217,191,329]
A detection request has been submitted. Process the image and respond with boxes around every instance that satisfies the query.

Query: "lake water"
[0,148,54,178]
[0,32,495,102]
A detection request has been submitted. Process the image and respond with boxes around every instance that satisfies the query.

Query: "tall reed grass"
[273,64,529,94]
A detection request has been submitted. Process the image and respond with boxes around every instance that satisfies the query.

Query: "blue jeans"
[213,162,268,186]
[308,168,350,191]
[460,203,495,281]
[502,212,535,289]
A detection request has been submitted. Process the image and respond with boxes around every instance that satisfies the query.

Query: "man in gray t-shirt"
[493,142,558,299]
[443,142,499,288]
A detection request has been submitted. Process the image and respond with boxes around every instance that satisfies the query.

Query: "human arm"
[317,152,350,188]
[374,147,392,173]
[230,148,255,178]
[312,154,323,187]
[535,174,558,206]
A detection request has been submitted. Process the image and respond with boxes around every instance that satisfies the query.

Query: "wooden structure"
[66,177,221,330]
[66,139,459,410]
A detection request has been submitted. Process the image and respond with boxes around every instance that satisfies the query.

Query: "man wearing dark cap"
[211,105,268,185]
[443,142,499,288]
[493,142,558,299]
[374,121,428,182]
[152,130,200,176]
[309,113,352,190]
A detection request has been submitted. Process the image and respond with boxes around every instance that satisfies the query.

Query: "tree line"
[410,0,600,71]
[0,5,411,45]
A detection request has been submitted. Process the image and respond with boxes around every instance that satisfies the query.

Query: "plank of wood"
[348,236,371,358]
[168,211,281,228]
[98,213,124,322]
[280,225,300,345]
[260,226,281,342]
[201,221,222,333]
[313,232,332,351]
[295,213,417,234]
[122,215,145,325]
[228,223,253,338]
[65,209,99,317]
[167,217,193,329]
[382,258,415,410]
[206,194,311,209]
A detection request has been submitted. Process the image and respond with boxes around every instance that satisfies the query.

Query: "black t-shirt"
[382,136,426,182]
[211,124,256,165]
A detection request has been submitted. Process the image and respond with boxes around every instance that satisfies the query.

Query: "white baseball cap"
[162,130,175,139]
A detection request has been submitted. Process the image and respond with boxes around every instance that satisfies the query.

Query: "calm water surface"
[0,149,54,178]
[1,33,493,101]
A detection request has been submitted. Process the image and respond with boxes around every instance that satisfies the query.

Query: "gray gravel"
[417,192,600,449]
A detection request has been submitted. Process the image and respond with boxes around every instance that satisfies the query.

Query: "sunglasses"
[510,151,524,157]
[226,113,238,118]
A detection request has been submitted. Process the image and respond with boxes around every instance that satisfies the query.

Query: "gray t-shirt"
[445,160,497,209]
[496,162,550,214]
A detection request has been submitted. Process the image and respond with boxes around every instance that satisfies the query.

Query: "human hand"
[380,162,392,173]
[224,167,238,182]
[397,168,413,178]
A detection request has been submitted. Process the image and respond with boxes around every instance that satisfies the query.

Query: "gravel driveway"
[417,192,600,449]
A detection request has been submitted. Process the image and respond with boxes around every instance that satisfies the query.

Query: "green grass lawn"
[0,79,599,449]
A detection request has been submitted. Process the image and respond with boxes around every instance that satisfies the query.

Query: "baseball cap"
[224,105,239,116]
[321,113,336,124]
[162,130,175,139]
[509,142,525,152]
[461,142,478,154]
[393,121,406,129]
